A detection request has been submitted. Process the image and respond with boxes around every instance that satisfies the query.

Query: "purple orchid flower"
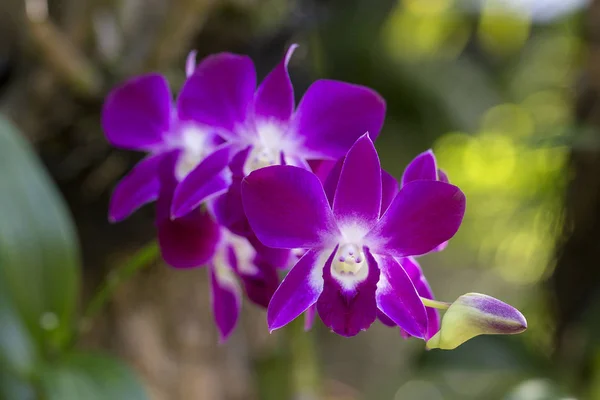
[172,44,386,222]
[103,52,231,223]
[156,151,289,341]
[377,149,452,339]
[241,134,466,337]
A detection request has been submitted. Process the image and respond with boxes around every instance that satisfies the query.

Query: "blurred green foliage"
[0,117,147,399]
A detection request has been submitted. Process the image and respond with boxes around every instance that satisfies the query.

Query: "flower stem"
[421,297,451,310]
[287,317,321,400]
[79,241,160,333]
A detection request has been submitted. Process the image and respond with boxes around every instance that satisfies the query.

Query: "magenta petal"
[242,165,339,249]
[253,44,297,123]
[209,265,241,342]
[239,252,281,308]
[267,249,330,331]
[177,53,256,137]
[333,134,382,228]
[397,257,440,339]
[102,73,172,150]
[156,151,220,268]
[317,246,379,337]
[294,79,386,159]
[438,169,450,183]
[367,181,466,257]
[381,170,399,216]
[310,159,338,186]
[109,153,164,222]
[157,208,221,268]
[375,253,427,338]
[323,157,344,206]
[401,150,438,187]
[171,145,234,218]
[378,310,396,327]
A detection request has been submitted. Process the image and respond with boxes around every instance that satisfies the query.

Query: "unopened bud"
[426,293,527,350]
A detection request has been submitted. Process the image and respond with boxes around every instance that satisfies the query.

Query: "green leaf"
[0,282,37,376]
[0,116,80,352]
[0,372,36,400]
[40,352,148,400]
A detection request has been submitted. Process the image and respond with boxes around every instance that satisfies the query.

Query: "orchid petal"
[380,170,399,216]
[378,310,396,327]
[239,254,280,309]
[102,73,171,151]
[375,253,428,338]
[323,157,344,206]
[309,159,338,185]
[397,257,440,340]
[294,80,386,159]
[156,151,220,268]
[317,246,379,337]
[438,169,449,183]
[209,264,242,342]
[333,134,382,229]
[242,165,339,249]
[267,249,332,331]
[253,44,297,123]
[108,153,164,222]
[177,53,256,138]
[171,145,234,218]
[367,181,465,257]
[401,150,437,187]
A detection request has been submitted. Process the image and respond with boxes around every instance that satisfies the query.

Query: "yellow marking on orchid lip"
[420,297,451,310]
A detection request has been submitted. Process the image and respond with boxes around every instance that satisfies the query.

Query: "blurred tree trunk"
[551,0,600,393]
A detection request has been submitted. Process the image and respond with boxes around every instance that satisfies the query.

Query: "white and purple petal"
[171,144,235,218]
[293,79,386,159]
[102,73,172,151]
[374,253,428,338]
[267,249,333,332]
[242,165,339,249]
[109,153,165,222]
[366,181,466,257]
[156,151,220,268]
[397,257,440,340]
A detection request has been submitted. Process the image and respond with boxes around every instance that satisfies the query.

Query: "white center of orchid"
[333,243,366,275]
[243,120,300,175]
[329,223,372,290]
[174,125,212,181]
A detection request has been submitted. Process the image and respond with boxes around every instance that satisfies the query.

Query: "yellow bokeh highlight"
[494,228,548,284]
[522,91,571,128]
[478,1,531,56]
[462,133,517,190]
[404,0,453,15]
[382,3,469,61]
[480,104,535,138]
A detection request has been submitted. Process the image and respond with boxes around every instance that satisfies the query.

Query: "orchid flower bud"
[426,293,527,350]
